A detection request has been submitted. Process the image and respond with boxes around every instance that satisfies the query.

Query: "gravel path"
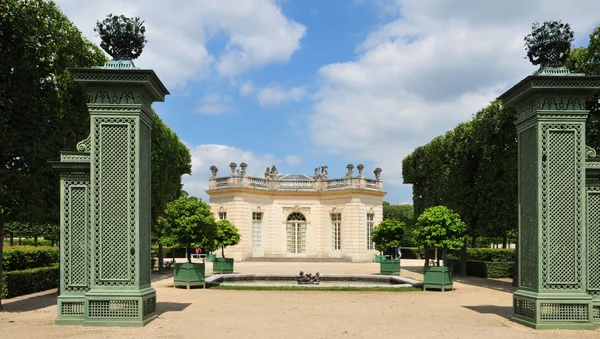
[1,260,598,338]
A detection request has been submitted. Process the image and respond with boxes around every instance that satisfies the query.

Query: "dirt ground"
[1,259,599,339]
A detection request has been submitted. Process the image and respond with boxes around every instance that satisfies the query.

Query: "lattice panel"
[93,117,136,286]
[514,299,536,319]
[539,303,588,321]
[63,180,90,292]
[88,300,138,318]
[593,306,600,319]
[69,186,88,287]
[61,302,85,316]
[139,124,151,286]
[541,124,582,289]
[143,296,156,316]
[519,128,539,289]
[588,188,600,293]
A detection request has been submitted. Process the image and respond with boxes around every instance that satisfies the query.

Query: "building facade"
[206,163,386,262]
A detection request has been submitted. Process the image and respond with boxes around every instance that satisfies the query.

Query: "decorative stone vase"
[375,255,387,263]
[379,259,401,275]
[174,262,206,289]
[213,257,234,274]
[206,253,216,262]
[422,265,453,292]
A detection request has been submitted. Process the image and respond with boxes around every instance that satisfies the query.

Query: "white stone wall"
[208,189,384,262]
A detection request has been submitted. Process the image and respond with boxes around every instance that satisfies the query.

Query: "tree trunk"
[158,243,164,269]
[186,246,190,263]
[435,248,440,266]
[460,239,467,277]
[171,248,175,267]
[1,213,5,311]
[34,235,38,246]
[9,232,13,246]
[221,246,225,258]
[502,233,508,249]
[471,235,476,248]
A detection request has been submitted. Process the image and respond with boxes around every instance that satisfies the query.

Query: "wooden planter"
[174,262,206,289]
[213,257,234,274]
[379,259,401,275]
[423,265,453,292]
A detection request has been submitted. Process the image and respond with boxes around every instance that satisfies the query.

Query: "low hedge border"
[2,246,60,271]
[448,248,515,262]
[1,264,60,299]
[448,259,513,278]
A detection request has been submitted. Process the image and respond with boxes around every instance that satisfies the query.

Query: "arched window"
[287,212,306,253]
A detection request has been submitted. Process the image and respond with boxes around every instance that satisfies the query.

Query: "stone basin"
[206,274,423,288]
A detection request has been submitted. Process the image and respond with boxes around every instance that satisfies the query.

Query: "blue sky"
[56,0,600,204]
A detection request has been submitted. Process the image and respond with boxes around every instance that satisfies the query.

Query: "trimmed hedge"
[21,238,53,246]
[448,248,515,262]
[151,246,194,258]
[448,259,513,278]
[1,264,60,299]
[2,246,60,271]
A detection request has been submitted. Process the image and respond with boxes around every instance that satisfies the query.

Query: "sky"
[55,0,600,204]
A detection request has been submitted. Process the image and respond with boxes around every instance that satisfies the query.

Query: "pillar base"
[512,289,598,330]
[56,295,86,325]
[81,287,157,327]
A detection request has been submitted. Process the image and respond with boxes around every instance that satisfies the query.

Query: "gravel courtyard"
[1,259,599,339]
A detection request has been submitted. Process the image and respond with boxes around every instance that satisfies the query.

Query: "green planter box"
[375,255,387,263]
[379,259,401,275]
[206,253,216,262]
[213,257,234,274]
[174,262,206,289]
[423,265,453,292]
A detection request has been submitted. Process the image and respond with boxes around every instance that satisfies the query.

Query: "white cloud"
[182,144,292,201]
[285,155,302,166]
[196,94,234,115]
[239,80,255,96]
[307,0,600,189]
[55,0,306,88]
[257,85,308,106]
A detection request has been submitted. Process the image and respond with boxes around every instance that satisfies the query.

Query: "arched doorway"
[286,212,306,254]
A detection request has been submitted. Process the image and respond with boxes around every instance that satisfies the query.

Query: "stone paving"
[1,259,599,338]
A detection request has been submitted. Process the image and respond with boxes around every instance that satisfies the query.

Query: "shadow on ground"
[463,305,513,320]
[156,302,191,316]
[2,291,57,312]
[453,277,515,294]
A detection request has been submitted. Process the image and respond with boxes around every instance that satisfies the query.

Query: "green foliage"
[95,14,147,60]
[413,206,466,251]
[398,247,424,259]
[2,246,59,271]
[1,264,59,299]
[383,202,415,246]
[214,220,241,257]
[158,196,217,258]
[524,21,574,68]
[371,219,405,258]
[448,248,515,262]
[448,260,513,279]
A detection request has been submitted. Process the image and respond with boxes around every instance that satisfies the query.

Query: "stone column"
[68,61,169,327]
[499,68,600,329]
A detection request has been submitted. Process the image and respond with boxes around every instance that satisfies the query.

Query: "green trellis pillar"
[60,61,169,327]
[499,68,600,330]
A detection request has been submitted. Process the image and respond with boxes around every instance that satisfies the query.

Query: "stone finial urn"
[346,164,354,178]
[229,162,237,175]
[357,164,364,177]
[374,167,382,180]
[239,162,247,176]
[210,165,218,178]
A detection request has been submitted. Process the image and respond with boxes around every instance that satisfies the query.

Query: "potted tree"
[212,220,241,274]
[371,219,405,275]
[413,206,466,292]
[158,196,217,289]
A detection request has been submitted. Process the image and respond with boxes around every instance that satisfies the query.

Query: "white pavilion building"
[206,163,385,262]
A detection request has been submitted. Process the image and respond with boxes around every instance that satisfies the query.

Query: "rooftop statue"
[95,14,147,60]
[524,21,574,69]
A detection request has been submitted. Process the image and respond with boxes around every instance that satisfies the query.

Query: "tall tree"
[0,0,107,311]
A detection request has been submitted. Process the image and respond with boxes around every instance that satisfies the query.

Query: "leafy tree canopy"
[371,219,405,258]
[214,220,241,257]
[413,206,467,252]
[158,196,217,261]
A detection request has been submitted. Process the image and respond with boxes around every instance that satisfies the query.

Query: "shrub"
[1,264,60,299]
[448,248,515,262]
[2,246,60,271]
[448,259,513,278]
[21,238,53,246]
